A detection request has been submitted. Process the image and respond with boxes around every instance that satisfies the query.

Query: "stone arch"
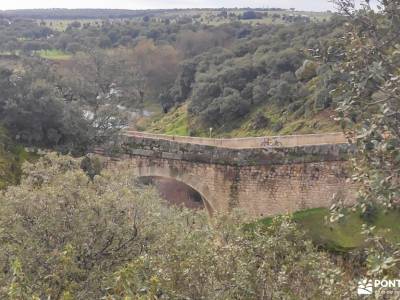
[137,175,214,214]
[130,162,216,215]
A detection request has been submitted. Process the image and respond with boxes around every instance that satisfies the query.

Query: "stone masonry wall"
[118,134,357,218]
[121,155,356,217]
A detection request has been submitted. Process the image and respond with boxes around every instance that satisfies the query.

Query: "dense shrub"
[0,64,91,154]
[165,18,347,131]
[0,154,351,299]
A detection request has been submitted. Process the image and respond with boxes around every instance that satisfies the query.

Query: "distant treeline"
[0,8,285,20]
[0,9,163,20]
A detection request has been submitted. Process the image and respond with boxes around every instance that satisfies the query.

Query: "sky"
[0,1,337,12]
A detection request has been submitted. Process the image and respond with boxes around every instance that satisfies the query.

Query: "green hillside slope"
[253,207,400,253]
[139,17,347,137]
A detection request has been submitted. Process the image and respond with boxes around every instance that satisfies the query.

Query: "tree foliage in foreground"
[334,0,400,209]
[331,0,400,282]
[0,154,350,299]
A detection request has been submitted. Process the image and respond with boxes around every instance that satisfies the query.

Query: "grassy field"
[255,207,400,252]
[36,49,72,61]
[138,104,190,136]
[198,9,331,26]
[39,19,102,31]
[38,9,332,32]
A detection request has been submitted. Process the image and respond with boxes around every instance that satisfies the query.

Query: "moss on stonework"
[228,168,241,209]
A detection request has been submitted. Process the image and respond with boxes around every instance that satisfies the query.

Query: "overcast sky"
[0,1,337,12]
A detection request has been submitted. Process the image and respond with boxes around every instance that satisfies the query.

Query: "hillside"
[254,207,400,253]
[137,16,346,137]
[0,7,341,143]
[139,102,340,137]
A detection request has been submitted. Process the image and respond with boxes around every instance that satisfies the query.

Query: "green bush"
[313,89,332,112]
[0,154,351,299]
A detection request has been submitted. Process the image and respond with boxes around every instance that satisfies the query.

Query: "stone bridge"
[116,131,356,218]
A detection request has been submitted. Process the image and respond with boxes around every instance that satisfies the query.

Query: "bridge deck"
[124,131,348,149]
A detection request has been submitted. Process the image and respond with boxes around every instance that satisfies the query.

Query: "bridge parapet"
[124,131,347,149]
[121,134,355,166]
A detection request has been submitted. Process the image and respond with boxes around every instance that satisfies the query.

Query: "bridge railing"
[124,130,348,149]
